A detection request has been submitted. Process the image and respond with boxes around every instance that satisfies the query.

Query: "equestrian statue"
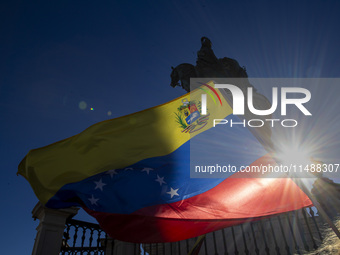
[170,37,273,149]
[170,37,248,92]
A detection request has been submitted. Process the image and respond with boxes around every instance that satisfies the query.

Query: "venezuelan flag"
[18,81,312,243]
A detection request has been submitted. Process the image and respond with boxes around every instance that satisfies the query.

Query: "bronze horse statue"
[170,37,273,150]
[170,63,197,92]
[170,37,248,92]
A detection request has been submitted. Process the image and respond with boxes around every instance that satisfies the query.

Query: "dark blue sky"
[1,0,340,253]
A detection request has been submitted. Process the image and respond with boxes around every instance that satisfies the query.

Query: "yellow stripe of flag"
[18,81,232,205]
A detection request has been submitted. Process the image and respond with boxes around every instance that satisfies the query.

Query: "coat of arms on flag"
[175,98,210,133]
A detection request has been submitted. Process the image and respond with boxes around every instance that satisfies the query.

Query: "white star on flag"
[167,187,179,198]
[155,175,166,186]
[142,167,154,174]
[106,169,117,178]
[124,167,134,171]
[94,178,106,191]
[88,194,99,205]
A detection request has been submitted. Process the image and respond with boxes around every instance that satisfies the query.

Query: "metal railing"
[60,207,328,255]
[61,219,109,255]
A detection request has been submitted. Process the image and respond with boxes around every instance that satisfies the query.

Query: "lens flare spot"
[79,101,87,110]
